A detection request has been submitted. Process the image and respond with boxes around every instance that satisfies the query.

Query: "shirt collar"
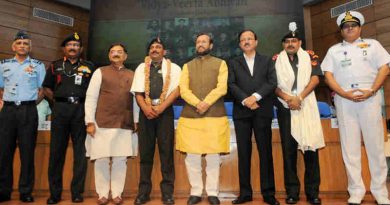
[63,56,80,64]
[12,56,31,64]
[342,37,363,45]
[243,53,255,61]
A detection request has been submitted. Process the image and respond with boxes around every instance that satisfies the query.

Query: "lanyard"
[62,60,80,77]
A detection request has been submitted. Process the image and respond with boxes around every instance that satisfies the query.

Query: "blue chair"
[317,101,332,118]
[224,102,233,119]
[173,105,183,119]
[273,106,278,119]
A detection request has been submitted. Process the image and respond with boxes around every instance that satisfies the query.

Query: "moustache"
[244,43,250,46]
[68,49,77,52]
[287,46,295,49]
[151,51,159,54]
[112,55,120,58]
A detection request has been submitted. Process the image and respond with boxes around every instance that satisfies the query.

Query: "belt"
[55,97,85,104]
[4,100,36,106]
[151,98,161,106]
[341,82,372,90]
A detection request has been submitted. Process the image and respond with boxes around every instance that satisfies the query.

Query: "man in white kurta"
[85,44,139,205]
[322,11,390,205]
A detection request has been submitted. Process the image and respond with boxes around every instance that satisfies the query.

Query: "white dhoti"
[335,93,389,204]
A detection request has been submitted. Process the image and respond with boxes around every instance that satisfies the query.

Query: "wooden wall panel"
[374,1,390,20]
[376,17,390,34]
[0,0,90,64]
[0,0,30,18]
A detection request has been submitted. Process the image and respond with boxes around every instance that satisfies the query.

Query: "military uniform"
[321,11,390,205]
[43,33,95,202]
[0,54,45,201]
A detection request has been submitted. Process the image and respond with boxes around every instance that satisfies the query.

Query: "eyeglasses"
[240,38,255,42]
[342,23,359,30]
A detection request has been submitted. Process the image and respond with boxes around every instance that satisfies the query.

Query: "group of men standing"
[0,10,390,205]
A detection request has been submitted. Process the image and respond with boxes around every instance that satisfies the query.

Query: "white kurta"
[85,69,140,160]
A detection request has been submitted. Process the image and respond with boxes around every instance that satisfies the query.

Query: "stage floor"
[0,191,384,205]
[0,195,381,205]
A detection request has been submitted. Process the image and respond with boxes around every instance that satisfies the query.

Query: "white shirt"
[321,38,390,90]
[244,53,255,76]
[242,53,261,105]
[131,58,181,96]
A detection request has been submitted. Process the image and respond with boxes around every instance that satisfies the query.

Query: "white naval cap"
[336,11,365,27]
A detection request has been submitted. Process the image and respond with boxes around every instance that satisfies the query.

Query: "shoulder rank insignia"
[0,59,12,64]
[32,59,42,65]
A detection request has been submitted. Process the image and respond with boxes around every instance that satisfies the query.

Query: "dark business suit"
[228,53,277,198]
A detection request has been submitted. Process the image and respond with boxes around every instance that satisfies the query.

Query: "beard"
[196,48,211,56]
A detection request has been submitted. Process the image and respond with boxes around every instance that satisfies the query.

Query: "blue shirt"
[0,56,46,101]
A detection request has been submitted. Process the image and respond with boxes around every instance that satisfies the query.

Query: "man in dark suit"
[228,29,279,205]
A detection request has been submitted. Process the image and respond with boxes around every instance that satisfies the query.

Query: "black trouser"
[137,106,175,197]
[48,102,87,199]
[233,115,276,198]
[276,101,320,199]
[0,103,38,197]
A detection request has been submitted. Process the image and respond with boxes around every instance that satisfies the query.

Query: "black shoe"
[348,203,361,205]
[187,195,202,205]
[208,196,220,205]
[285,196,299,204]
[307,197,321,205]
[72,194,84,203]
[375,201,390,205]
[20,194,34,203]
[264,196,280,205]
[162,195,175,205]
[47,196,61,204]
[232,195,253,204]
[0,194,11,202]
[134,194,150,205]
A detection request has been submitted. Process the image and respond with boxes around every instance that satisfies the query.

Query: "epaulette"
[272,54,279,61]
[0,58,13,64]
[31,59,43,65]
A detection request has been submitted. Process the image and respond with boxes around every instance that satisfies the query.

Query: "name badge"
[340,59,352,67]
[75,75,82,85]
